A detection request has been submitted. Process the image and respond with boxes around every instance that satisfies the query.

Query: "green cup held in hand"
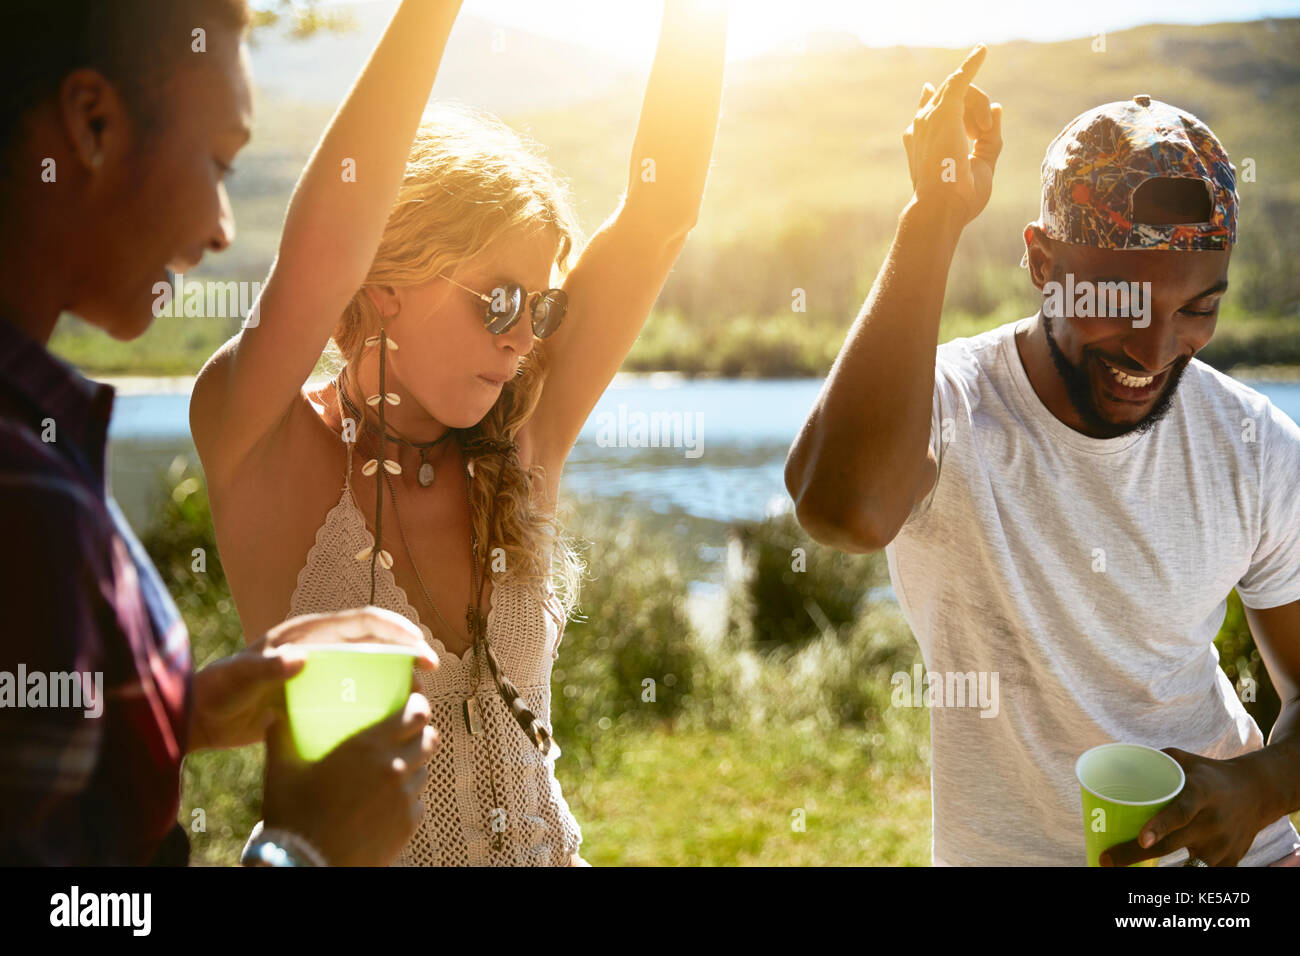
[1076,743,1186,867]
[284,644,419,761]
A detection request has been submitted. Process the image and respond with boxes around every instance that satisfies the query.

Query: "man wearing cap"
[786,45,1300,866]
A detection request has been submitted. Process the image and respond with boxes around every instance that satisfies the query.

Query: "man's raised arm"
[785,45,1002,553]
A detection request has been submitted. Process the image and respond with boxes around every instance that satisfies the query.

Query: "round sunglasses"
[440,273,567,338]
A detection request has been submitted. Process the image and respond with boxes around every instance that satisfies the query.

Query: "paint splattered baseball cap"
[1021,94,1237,266]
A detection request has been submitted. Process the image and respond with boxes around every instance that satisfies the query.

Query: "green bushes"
[549,505,700,772]
[725,511,888,652]
[713,511,929,749]
[1215,589,1281,738]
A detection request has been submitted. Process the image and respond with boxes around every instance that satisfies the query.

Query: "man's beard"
[1041,311,1189,439]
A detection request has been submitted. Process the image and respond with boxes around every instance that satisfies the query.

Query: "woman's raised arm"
[528,0,728,466]
[191,0,463,482]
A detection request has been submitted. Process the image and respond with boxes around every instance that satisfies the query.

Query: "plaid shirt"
[0,315,192,865]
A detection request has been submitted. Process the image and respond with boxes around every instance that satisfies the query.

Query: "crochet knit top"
[284,438,583,866]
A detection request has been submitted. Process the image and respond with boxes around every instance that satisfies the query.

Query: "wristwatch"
[240,820,328,867]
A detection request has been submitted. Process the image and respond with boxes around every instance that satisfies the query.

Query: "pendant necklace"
[335,365,454,488]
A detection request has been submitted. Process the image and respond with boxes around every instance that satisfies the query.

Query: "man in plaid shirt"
[0,315,198,863]
[0,0,440,866]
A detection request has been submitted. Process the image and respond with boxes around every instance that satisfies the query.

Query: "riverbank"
[91,362,1300,396]
[51,304,1300,383]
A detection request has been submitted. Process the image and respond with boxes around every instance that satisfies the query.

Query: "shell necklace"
[335,365,454,488]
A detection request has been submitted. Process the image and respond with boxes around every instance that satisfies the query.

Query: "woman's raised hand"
[192,1,466,488]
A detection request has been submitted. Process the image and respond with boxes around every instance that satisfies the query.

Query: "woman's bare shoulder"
[205,381,350,642]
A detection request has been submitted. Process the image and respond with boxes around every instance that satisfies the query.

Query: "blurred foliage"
[248,0,357,40]
[550,503,700,774]
[142,457,244,667]
[725,510,889,652]
[140,456,263,866]
[49,314,245,377]
[1215,589,1281,738]
[561,720,931,866]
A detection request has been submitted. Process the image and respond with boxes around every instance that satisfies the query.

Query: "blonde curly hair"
[325,101,585,625]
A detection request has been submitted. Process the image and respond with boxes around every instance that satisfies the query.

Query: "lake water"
[107,376,1300,537]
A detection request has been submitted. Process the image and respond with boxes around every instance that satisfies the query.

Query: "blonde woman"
[191,0,726,865]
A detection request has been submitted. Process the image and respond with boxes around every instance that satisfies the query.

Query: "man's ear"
[59,68,128,174]
[364,285,400,318]
[1023,224,1055,290]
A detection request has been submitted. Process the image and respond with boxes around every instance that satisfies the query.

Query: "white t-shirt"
[885,317,1300,866]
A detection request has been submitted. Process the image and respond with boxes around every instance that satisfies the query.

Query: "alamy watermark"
[0,665,103,718]
[891,663,999,718]
[50,886,150,936]
[152,272,261,327]
[594,403,703,458]
[1043,273,1153,329]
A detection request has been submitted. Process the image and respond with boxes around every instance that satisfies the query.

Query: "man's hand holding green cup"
[1076,743,1185,867]
[271,606,438,761]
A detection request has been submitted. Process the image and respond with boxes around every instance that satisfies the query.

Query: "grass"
[556,723,932,866]
[182,719,935,867]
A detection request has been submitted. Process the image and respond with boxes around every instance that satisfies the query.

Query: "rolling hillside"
[51,17,1300,375]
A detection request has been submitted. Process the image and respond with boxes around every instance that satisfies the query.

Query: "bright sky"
[336,0,1300,63]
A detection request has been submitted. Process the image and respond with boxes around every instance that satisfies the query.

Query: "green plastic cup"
[1076,743,1185,867]
[283,643,417,761]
